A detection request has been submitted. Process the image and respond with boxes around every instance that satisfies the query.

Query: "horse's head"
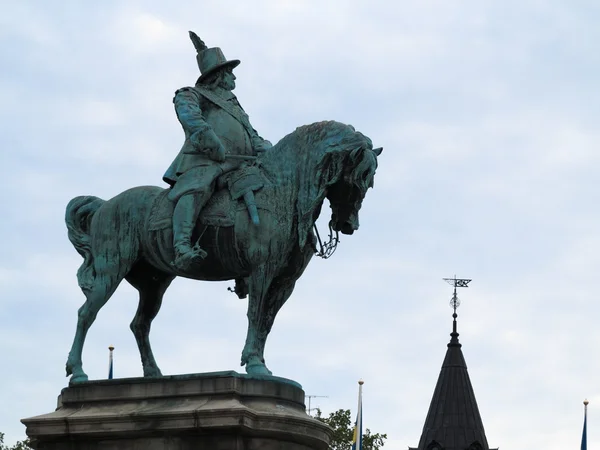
[324,130,383,235]
[289,121,383,249]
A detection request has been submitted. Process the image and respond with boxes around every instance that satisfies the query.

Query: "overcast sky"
[1,1,599,448]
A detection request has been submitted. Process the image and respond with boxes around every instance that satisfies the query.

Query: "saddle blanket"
[148,189,240,231]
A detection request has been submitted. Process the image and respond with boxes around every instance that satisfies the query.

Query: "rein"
[313,223,339,259]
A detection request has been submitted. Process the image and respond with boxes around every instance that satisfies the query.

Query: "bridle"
[313,222,339,259]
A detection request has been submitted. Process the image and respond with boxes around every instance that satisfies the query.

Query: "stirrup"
[172,246,208,270]
[191,242,208,259]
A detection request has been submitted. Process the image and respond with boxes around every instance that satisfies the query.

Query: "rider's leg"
[170,162,239,270]
[172,193,202,260]
[172,184,214,270]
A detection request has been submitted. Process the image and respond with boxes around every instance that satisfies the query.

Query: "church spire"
[409,277,497,450]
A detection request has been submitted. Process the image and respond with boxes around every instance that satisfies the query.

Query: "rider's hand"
[255,140,272,154]
[211,144,226,163]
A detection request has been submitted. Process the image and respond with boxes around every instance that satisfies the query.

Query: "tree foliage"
[0,433,33,450]
[314,409,387,450]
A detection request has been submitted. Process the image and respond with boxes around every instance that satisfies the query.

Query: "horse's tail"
[65,195,105,292]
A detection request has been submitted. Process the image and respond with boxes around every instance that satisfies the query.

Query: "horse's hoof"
[143,367,163,378]
[246,362,273,376]
[69,373,89,384]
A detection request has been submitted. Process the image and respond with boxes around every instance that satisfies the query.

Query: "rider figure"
[163,32,272,270]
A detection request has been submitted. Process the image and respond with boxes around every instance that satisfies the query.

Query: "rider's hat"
[189,31,240,83]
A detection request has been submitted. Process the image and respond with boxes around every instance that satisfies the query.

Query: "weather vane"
[443,276,471,316]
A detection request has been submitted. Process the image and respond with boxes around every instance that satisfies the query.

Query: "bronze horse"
[64,121,382,382]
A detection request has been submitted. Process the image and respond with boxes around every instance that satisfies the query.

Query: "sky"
[1,0,599,448]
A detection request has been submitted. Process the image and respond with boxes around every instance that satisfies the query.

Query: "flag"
[108,346,114,380]
[351,380,363,450]
[581,399,588,450]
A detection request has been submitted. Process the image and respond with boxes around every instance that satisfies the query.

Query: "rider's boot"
[172,193,208,270]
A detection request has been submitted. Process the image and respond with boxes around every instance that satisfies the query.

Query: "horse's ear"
[373,147,383,156]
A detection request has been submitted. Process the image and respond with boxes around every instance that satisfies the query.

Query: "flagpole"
[108,345,114,380]
[581,399,588,450]
[358,379,363,450]
[352,379,364,450]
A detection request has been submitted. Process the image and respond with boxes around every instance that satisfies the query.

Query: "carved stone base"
[22,371,331,450]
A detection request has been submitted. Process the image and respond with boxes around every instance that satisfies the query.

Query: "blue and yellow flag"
[581,399,588,450]
[352,380,363,450]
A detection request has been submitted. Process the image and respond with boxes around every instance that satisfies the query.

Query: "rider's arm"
[249,128,273,154]
[173,87,206,133]
[174,88,225,161]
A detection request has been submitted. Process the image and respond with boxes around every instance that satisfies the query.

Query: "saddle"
[148,165,266,231]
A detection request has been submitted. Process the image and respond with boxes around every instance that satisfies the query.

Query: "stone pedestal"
[22,371,331,450]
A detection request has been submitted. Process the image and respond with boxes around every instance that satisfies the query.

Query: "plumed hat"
[189,31,240,82]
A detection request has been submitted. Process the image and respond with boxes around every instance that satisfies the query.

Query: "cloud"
[1,1,600,449]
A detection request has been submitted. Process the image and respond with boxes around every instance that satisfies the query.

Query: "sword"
[223,153,260,225]
[184,148,259,160]
[225,154,257,160]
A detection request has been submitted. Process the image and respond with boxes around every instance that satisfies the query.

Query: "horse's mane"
[260,121,378,247]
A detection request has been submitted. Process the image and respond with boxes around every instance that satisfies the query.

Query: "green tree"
[0,432,33,450]
[314,409,387,450]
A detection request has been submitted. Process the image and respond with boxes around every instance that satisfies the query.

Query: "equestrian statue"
[64,32,382,383]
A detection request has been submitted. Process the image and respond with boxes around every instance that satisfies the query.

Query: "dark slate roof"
[411,315,494,450]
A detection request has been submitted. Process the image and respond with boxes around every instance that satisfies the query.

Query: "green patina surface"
[64,31,382,384]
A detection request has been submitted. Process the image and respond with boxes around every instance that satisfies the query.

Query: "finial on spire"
[443,276,471,345]
[584,399,589,407]
[443,276,471,310]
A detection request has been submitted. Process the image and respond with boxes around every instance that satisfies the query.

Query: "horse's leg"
[242,264,274,375]
[66,259,126,383]
[126,263,175,377]
[255,246,314,368]
[255,280,297,366]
